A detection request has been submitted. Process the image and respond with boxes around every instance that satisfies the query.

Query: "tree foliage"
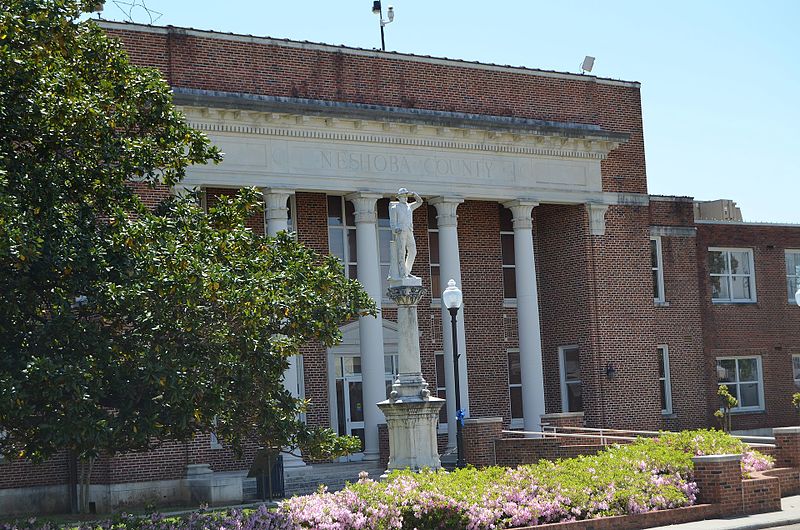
[0,0,370,479]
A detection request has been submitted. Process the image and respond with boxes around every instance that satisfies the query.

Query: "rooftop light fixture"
[371,1,395,52]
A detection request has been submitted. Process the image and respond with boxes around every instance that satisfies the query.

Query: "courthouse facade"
[2,19,800,515]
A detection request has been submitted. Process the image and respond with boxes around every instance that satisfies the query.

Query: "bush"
[654,429,773,477]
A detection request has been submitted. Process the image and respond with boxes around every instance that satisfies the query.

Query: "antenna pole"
[380,22,386,51]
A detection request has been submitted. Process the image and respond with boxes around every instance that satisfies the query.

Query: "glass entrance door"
[334,355,366,454]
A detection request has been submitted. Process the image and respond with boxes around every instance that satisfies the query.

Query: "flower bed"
[1,430,774,530]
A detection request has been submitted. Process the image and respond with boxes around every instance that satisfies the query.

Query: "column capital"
[502,200,539,230]
[345,192,382,224]
[429,197,464,228]
[587,203,609,236]
[262,188,294,218]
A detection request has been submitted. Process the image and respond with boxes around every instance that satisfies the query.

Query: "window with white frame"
[500,206,516,300]
[428,204,442,299]
[559,346,582,413]
[327,196,357,279]
[651,237,665,303]
[434,351,448,429]
[657,345,672,414]
[786,251,800,304]
[792,355,800,389]
[716,356,765,412]
[708,248,756,303]
[507,349,523,427]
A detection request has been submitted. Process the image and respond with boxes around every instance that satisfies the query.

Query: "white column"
[346,192,387,461]
[503,200,545,433]
[264,187,293,235]
[263,188,306,468]
[429,197,470,450]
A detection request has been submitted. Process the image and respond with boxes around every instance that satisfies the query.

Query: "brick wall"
[697,223,800,429]
[462,417,503,468]
[691,454,743,516]
[105,23,647,195]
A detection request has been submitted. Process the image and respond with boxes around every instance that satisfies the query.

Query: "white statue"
[389,188,423,279]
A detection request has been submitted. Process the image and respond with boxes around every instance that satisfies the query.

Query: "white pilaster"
[346,192,387,461]
[263,187,293,235]
[429,197,470,450]
[503,200,545,433]
[263,188,305,468]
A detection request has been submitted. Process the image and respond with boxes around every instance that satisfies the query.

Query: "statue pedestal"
[377,279,444,475]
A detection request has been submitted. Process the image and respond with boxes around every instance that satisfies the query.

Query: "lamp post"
[371,1,395,51]
[442,279,465,468]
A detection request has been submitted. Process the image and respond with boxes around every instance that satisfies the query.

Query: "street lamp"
[442,278,465,468]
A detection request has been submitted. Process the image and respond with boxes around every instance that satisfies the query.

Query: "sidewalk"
[650,495,800,530]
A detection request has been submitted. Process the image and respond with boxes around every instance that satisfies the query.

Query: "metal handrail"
[542,425,776,443]
[502,430,636,443]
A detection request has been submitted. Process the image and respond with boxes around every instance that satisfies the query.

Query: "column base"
[378,396,445,473]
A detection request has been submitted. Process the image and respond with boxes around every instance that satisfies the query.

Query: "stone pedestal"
[377,279,444,474]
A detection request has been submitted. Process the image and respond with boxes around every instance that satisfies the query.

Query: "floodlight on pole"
[371,1,395,51]
[581,56,595,74]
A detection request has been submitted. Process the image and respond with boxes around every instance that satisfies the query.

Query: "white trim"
[658,345,673,415]
[716,356,765,413]
[559,345,582,413]
[696,219,800,228]
[708,247,757,303]
[651,236,666,304]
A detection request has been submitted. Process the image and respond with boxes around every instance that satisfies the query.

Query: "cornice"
[183,109,618,160]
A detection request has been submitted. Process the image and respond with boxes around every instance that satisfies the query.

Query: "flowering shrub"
[654,429,774,478]
[2,429,772,530]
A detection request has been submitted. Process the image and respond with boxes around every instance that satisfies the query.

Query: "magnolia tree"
[0,0,368,513]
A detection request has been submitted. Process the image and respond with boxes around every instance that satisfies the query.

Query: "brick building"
[2,19,799,515]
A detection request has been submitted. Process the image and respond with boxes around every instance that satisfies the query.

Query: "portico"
[177,91,628,458]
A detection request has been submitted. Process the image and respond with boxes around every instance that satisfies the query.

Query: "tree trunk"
[78,456,95,514]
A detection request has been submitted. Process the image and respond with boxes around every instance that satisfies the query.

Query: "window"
[507,349,523,428]
[793,355,800,389]
[559,346,582,413]
[716,357,765,412]
[428,204,441,299]
[786,251,800,304]
[708,248,756,303]
[500,206,516,300]
[327,196,357,279]
[651,237,665,303]
[434,352,448,429]
[658,345,672,414]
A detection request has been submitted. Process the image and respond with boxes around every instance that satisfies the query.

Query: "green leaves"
[0,1,367,466]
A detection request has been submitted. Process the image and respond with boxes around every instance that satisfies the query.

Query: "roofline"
[96,20,641,89]
[695,220,800,228]
[172,88,630,143]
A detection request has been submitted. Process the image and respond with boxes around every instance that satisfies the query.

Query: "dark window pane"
[349,381,364,422]
[431,265,441,298]
[717,360,736,382]
[501,234,516,265]
[344,199,356,226]
[503,268,517,298]
[351,428,365,452]
[349,264,358,280]
[427,204,438,229]
[377,198,390,225]
[567,382,583,412]
[711,276,729,299]
[564,348,580,381]
[659,380,667,411]
[731,251,750,274]
[510,387,524,419]
[499,206,514,232]
[429,231,440,264]
[347,229,358,262]
[658,349,665,378]
[738,358,758,381]
[653,270,660,298]
[336,380,346,435]
[709,251,727,274]
[508,351,521,385]
[327,196,343,226]
[435,354,446,384]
